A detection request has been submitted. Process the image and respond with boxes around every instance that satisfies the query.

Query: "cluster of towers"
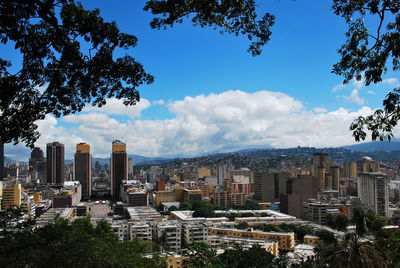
[29,140,128,201]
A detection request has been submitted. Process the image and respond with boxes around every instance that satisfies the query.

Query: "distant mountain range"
[6,140,400,165]
[342,140,400,152]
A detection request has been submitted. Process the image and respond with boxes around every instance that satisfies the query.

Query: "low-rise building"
[208,236,279,256]
[208,227,295,251]
[111,220,129,241]
[182,220,208,245]
[153,221,182,251]
[129,222,152,241]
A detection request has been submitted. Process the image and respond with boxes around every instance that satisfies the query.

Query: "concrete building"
[358,172,389,217]
[46,142,65,184]
[127,191,148,206]
[128,158,134,179]
[208,227,295,251]
[182,220,208,245]
[197,167,211,179]
[204,176,218,187]
[0,142,3,181]
[29,147,47,183]
[280,175,319,217]
[356,157,380,173]
[74,143,91,199]
[183,189,202,201]
[254,172,289,202]
[1,183,21,209]
[129,222,152,241]
[6,163,19,178]
[111,221,130,241]
[155,180,166,191]
[216,163,233,185]
[153,221,182,250]
[208,236,279,256]
[344,162,357,178]
[35,207,76,227]
[111,140,128,200]
[52,181,82,208]
[302,200,347,225]
[230,168,253,183]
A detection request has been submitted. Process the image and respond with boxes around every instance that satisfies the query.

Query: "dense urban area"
[1,141,400,267]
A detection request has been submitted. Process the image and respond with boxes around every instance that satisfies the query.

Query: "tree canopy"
[2,0,400,147]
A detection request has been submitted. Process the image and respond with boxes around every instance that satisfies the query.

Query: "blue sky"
[4,0,400,160]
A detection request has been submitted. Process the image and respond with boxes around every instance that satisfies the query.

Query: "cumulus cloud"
[313,107,328,113]
[82,97,150,119]
[342,89,365,105]
[152,99,166,105]
[21,90,381,160]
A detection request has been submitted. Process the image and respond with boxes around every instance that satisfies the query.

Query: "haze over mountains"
[5,140,400,165]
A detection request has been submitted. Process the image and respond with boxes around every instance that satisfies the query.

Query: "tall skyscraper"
[111,140,128,200]
[46,142,65,184]
[312,153,330,191]
[74,143,91,200]
[29,147,47,183]
[358,172,389,217]
[0,142,3,181]
[253,172,289,202]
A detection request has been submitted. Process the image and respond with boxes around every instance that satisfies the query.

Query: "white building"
[182,220,208,245]
[129,221,152,241]
[153,221,182,251]
[358,172,389,217]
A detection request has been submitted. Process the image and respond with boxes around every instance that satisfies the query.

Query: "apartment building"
[153,221,182,250]
[182,220,208,245]
[208,227,295,251]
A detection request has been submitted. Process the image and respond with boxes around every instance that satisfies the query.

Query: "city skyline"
[3,1,400,160]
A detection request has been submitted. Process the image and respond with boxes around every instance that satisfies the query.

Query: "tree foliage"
[332,0,400,141]
[186,242,287,268]
[0,216,164,268]
[0,0,154,147]
[144,0,275,56]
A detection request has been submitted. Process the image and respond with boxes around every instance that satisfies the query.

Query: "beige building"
[165,255,189,268]
[1,183,21,209]
[197,167,211,179]
[208,227,295,251]
[344,162,357,178]
[208,236,279,256]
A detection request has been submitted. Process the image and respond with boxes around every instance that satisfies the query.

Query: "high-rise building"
[358,172,389,217]
[111,140,128,200]
[312,153,329,191]
[356,157,380,173]
[0,142,4,181]
[280,175,319,217]
[74,143,91,199]
[344,161,357,178]
[29,147,47,183]
[46,142,65,184]
[128,158,134,179]
[254,172,289,202]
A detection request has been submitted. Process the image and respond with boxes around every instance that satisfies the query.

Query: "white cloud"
[313,107,328,113]
[352,77,364,89]
[382,78,399,85]
[342,89,365,105]
[82,98,151,119]
[24,90,381,159]
[152,99,166,105]
[368,90,376,95]
[332,83,345,92]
